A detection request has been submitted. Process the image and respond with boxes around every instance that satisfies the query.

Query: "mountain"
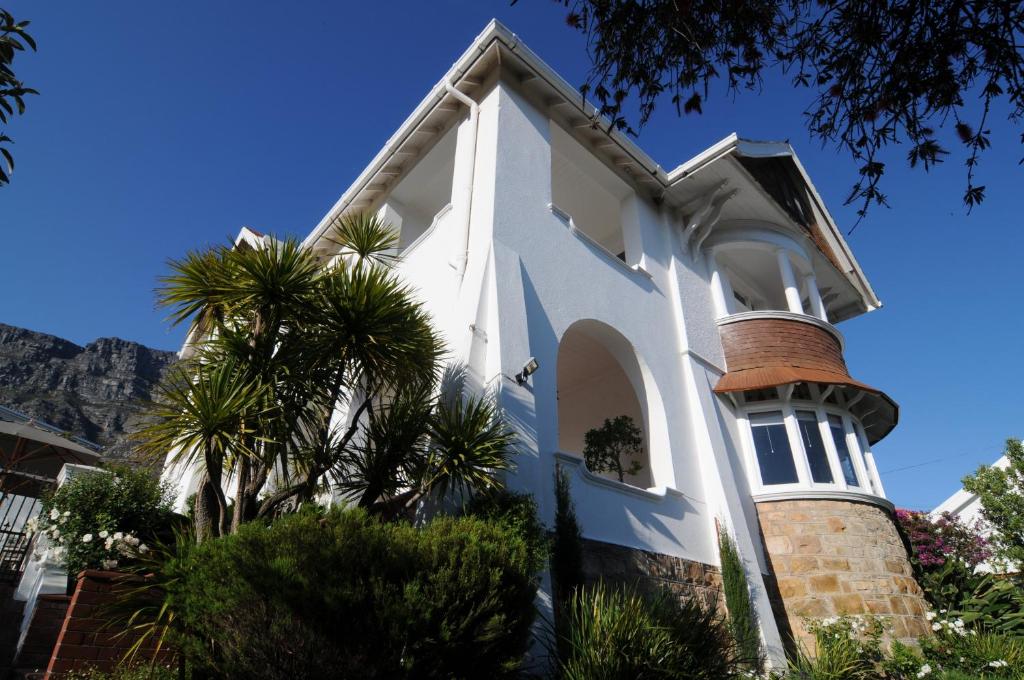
[0,323,177,462]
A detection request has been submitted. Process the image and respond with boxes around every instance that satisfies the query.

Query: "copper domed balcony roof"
[713,312,898,444]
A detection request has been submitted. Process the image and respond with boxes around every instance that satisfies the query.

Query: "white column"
[863,451,887,498]
[804,273,828,322]
[708,253,734,318]
[776,249,804,314]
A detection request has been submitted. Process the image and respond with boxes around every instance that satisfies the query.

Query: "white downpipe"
[445,82,479,281]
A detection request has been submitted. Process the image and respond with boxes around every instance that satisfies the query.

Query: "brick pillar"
[45,570,174,678]
[756,499,931,652]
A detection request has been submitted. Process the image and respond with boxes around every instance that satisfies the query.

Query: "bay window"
[741,385,883,498]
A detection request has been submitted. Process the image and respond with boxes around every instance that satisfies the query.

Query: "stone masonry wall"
[579,537,722,612]
[756,499,931,651]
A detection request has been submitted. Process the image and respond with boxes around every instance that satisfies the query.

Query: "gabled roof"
[302,19,880,316]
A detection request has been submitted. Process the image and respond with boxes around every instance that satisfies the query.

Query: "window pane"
[828,414,860,486]
[750,412,798,485]
[797,411,833,484]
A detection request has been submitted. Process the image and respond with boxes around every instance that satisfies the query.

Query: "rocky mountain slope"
[0,323,177,462]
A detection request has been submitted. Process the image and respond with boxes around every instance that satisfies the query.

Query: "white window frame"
[738,385,882,498]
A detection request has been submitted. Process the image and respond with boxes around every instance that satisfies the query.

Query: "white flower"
[101,559,118,570]
[62,510,70,517]
[98,530,109,539]
[138,544,149,554]
[50,528,60,539]
[104,537,114,550]
[113,532,123,540]
[917,663,932,678]
[81,533,93,543]
[49,508,59,520]
[932,622,941,631]
[25,517,38,533]
[989,660,1009,668]
[926,611,937,621]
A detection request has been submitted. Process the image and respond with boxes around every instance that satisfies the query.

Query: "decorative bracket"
[680,180,739,258]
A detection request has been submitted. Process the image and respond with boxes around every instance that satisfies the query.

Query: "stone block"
[832,593,865,615]
[766,535,793,555]
[809,574,840,594]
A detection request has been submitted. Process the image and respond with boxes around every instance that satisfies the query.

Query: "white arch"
[556,319,674,488]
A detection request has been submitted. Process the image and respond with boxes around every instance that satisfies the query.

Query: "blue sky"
[2,1,1022,510]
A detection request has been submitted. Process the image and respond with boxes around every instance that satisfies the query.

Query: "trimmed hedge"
[168,507,540,679]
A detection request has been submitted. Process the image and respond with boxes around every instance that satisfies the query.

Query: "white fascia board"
[298,18,878,311]
[302,20,504,249]
[930,455,1009,517]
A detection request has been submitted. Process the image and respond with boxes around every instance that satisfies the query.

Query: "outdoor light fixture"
[515,357,540,385]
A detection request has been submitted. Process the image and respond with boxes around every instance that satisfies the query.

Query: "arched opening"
[556,320,654,488]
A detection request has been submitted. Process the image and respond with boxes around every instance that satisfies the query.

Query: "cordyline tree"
[1,8,37,186]
[139,215,516,540]
[542,0,1024,222]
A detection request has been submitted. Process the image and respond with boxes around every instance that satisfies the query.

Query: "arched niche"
[556,319,671,489]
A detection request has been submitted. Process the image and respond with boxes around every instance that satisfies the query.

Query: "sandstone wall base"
[756,498,931,652]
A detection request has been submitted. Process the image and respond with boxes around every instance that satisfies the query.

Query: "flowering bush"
[918,610,1024,678]
[33,466,175,575]
[895,509,990,571]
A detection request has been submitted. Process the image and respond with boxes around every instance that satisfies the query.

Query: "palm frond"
[324,212,400,267]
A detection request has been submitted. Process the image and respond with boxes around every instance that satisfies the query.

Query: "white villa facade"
[163,20,930,661]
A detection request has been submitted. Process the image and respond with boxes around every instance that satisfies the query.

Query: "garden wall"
[579,537,723,611]
[756,498,931,652]
[45,570,174,678]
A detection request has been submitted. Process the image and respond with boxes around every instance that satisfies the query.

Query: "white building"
[163,20,931,660]
[932,455,1014,574]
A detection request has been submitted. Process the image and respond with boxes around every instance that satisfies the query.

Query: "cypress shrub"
[719,530,763,671]
[551,464,584,603]
[168,507,540,679]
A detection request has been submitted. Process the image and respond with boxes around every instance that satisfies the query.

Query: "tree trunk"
[193,473,218,543]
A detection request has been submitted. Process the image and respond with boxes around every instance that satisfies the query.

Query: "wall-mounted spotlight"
[515,357,540,385]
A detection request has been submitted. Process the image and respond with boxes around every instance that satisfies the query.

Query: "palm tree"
[141,213,517,538]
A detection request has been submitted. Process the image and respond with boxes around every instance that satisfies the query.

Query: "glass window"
[828,414,860,486]
[796,410,833,484]
[750,411,798,485]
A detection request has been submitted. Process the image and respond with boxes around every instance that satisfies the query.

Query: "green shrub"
[551,465,584,603]
[62,663,180,680]
[34,466,175,575]
[920,615,1024,678]
[463,488,548,573]
[786,616,884,680]
[166,507,540,679]
[719,530,763,671]
[558,582,739,680]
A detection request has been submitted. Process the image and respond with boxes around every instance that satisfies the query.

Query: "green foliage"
[558,582,739,680]
[163,508,539,679]
[956,575,1024,637]
[879,640,925,679]
[582,415,644,483]
[463,489,549,575]
[719,530,763,671]
[144,214,516,537]
[962,438,1024,568]
[552,464,584,604]
[920,618,1024,678]
[0,9,37,186]
[557,0,1024,218]
[786,616,884,680]
[62,664,180,680]
[35,466,175,575]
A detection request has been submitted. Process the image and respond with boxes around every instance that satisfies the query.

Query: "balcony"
[713,310,897,446]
